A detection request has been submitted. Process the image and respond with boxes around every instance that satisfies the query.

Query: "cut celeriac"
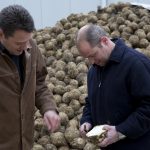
[86,125,107,144]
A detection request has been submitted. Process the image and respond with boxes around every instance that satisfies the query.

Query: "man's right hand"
[79,122,92,137]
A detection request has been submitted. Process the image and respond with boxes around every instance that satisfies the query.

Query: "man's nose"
[20,43,28,50]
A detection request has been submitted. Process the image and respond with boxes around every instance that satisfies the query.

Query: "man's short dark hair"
[0,5,35,38]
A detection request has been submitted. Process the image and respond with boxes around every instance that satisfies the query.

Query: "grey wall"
[0,0,100,29]
[106,0,150,5]
[0,0,149,29]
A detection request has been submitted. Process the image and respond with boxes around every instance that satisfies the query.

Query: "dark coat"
[0,39,57,150]
[80,38,150,150]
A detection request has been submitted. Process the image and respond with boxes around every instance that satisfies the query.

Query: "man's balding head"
[75,24,107,48]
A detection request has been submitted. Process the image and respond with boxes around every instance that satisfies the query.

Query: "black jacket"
[80,38,150,150]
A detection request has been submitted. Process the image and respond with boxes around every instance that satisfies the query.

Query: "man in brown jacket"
[0,5,60,150]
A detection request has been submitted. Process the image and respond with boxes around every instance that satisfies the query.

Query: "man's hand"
[43,110,60,132]
[98,125,120,147]
[79,122,92,137]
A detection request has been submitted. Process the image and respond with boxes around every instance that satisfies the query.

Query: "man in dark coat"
[75,24,150,150]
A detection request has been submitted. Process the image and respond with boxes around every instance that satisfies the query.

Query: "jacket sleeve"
[80,96,93,125]
[116,58,150,139]
[35,45,57,115]
[80,68,93,126]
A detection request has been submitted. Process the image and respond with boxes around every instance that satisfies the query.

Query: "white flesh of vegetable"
[86,125,105,137]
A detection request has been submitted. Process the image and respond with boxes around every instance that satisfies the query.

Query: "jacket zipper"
[99,66,110,124]
[99,82,101,87]
[98,67,103,88]
[98,66,109,124]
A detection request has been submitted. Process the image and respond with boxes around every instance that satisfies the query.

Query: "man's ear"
[100,36,108,45]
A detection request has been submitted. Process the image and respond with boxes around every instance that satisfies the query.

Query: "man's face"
[0,29,32,55]
[78,40,109,66]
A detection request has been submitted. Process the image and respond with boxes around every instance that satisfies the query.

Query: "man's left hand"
[43,110,60,132]
[98,125,119,147]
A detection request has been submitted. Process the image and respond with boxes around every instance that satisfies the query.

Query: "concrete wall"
[0,0,100,29]
[106,0,149,5]
[0,0,149,29]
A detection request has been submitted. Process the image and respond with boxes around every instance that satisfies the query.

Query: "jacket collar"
[93,38,126,68]
[109,38,126,63]
[0,42,7,54]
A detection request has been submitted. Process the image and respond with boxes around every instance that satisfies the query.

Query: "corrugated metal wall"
[0,0,149,29]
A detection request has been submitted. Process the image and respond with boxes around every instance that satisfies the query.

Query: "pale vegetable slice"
[86,125,106,137]
[86,125,107,144]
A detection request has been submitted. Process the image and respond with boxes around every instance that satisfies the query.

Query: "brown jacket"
[0,40,56,150]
